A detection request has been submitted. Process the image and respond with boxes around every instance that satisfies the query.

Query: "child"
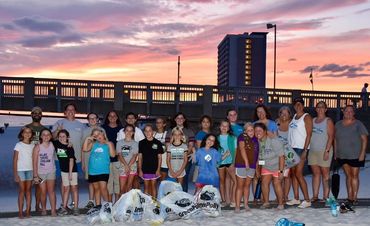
[138,124,163,197]
[32,128,57,216]
[217,120,237,207]
[82,128,115,209]
[117,125,139,195]
[235,122,259,212]
[154,117,168,181]
[167,127,188,186]
[54,129,79,216]
[195,134,221,193]
[13,126,35,218]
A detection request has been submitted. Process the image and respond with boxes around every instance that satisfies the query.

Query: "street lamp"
[266,23,276,91]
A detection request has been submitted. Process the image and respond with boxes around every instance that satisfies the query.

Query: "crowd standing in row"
[13,98,368,218]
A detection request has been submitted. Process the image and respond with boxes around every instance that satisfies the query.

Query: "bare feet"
[276,204,285,210]
[25,210,31,218]
[234,208,240,213]
[51,211,57,217]
[18,212,24,219]
[41,210,47,216]
[244,205,251,211]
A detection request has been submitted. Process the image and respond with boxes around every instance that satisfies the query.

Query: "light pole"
[266,23,276,91]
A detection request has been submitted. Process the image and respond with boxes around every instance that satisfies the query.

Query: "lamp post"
[266,23,276,91]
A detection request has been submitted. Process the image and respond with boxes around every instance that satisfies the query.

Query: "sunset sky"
[0,0,369,92]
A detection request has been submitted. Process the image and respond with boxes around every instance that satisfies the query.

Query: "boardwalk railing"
[0,76,368,120]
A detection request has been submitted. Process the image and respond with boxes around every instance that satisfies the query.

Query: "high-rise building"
[217,32,267,87]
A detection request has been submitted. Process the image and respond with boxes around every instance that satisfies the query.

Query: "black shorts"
[337,158,365,168]
[160,167,168,173]
[88,174,109,183]
[219,163,232,168]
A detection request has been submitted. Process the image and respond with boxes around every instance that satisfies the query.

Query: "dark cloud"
[18,34,85,48]
[166,48,181,55]
[319,63,350,72]
[1,24,16,30]
[288,58,297,62]
[300,65,319,73]
[301,62,370,78]
[321,72,370,78]
[13,17,70,33]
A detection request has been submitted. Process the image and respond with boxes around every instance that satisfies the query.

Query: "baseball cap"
[31,106,42,114]
[292,97,304,105]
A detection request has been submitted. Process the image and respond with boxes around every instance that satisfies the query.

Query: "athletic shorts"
[160,167,169,173]
[219,163,232,168]
[61,172,78,186]
[89,174,109,183]
[17,170,33,181]
[235,167,255,179]
[308,150,332,168]
[39,171,56,181]
[261,168,279,178]
[337,158,365,168]
[141,174,160,181]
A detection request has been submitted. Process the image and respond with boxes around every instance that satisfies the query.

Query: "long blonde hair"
[170,126,186,143]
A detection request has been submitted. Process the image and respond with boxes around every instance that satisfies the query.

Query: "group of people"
[13,98,368,218]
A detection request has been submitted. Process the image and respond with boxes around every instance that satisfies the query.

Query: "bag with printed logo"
[194,185,221,217]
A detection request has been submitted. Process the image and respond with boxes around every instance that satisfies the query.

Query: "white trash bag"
[160,190,202,220]
[195,185,221,217]
[157,180,183,200]
[112,189,162,223]
[86,202,113,225]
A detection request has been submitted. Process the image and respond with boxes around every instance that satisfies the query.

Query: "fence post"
[24,78,35,110]
[203,86,213,116]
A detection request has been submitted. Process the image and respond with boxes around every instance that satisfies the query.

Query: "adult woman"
[101,110,123,203]
[253,104,278,136]
[255,123,285,210]
[287,97,312,208]
[335,105,368,205]
[166,112,195,192]
[276,106,294,203]
[308,101,334,202]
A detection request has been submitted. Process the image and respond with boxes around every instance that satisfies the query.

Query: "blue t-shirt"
[253,120,278,133]
[195,147,221,187]
[88,142,110,175]
[231,123,244,137]
[195,131,208,142]
[218,135,233,165]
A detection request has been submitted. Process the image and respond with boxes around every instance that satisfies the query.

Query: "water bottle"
[254,178,262,200]
[330,202,338,217]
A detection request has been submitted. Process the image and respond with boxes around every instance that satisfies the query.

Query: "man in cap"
[26,106,46,212]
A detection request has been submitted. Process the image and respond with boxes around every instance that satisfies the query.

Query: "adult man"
[26,106,46,212]
[361,83,368,110]
[52,103,86,174]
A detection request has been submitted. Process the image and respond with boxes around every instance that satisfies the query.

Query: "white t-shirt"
[154,131,168,168]
[14,142,35,171]
[116,126,145,142]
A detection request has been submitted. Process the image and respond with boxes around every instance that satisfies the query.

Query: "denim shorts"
[18,170,33,181]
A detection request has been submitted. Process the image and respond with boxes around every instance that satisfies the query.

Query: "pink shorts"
[141,174,160,181]
[261,168,279,178]
[119,172,137,178]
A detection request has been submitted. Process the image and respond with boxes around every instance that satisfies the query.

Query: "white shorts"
[61,172,78,186]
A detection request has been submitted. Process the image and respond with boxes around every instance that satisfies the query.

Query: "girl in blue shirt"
[83,128,115,208]
[195,134,221,193]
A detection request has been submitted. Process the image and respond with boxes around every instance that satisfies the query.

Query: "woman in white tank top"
[286,97,312,209]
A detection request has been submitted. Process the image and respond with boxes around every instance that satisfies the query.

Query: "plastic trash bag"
[160,190,202,220]
[157,180,183,200]
[112,189,163,223]
[284,145,300,169]
[86,202,113,225]
[194,185,221,217]
[100,202,113,223]
[275,218,305,226]
[86,206,101,225]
